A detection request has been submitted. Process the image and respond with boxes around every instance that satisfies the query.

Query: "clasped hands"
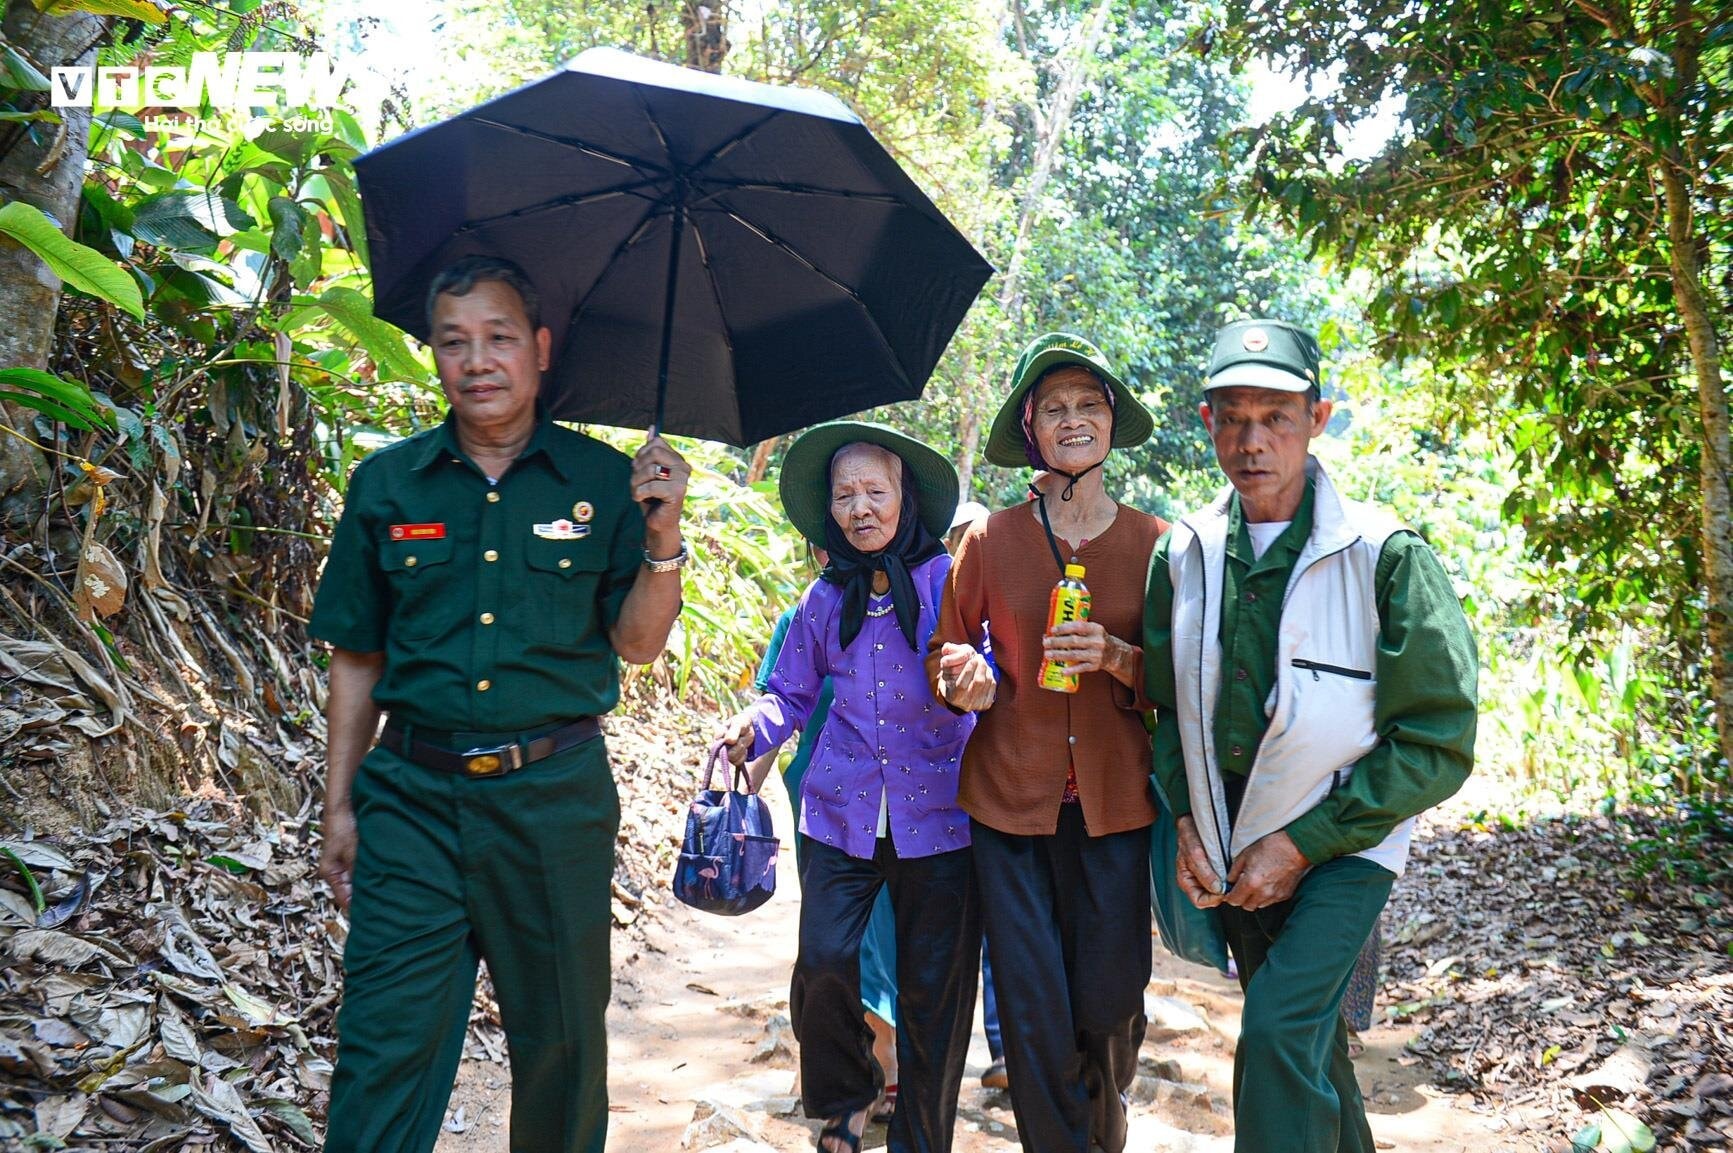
[1173,814,1312,913]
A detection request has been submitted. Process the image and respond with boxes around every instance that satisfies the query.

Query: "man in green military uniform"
[310,256,691,1153]
[1143,320,1477,1153]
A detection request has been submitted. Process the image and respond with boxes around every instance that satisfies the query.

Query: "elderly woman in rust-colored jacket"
[927,333,1166,1153]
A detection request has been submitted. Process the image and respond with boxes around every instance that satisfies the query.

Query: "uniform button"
[476,679,492,692]
[1230,745,1244,757]
[479,612,495,625]
[1235,667,1249,681]
[486,491,500,503]
[877,719,885,726]
[404,555,417,567]
[484,549,499,562]
[558,558,571,569]
[1068,734,1077,745]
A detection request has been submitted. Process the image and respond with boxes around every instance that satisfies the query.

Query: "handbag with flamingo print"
[672,745,779,915]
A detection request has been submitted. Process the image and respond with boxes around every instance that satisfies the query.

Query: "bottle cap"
[1063,563,1086,579]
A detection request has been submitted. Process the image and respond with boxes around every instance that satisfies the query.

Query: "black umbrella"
[354,48,992,446]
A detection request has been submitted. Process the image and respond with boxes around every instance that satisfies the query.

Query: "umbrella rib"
[693,180,907,209]
[687,111,782,175]
[452,178,666,235]
[683,213,742,432]
[716,208,913,390]
[467,117,668,179]
[685,213,738,360]
[561,200,663,331]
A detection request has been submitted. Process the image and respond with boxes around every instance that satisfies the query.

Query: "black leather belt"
[381,716,600,778]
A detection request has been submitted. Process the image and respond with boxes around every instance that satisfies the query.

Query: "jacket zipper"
[1291,657,1372,681]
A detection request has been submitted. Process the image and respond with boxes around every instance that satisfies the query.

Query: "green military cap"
[984,332,1154,468]
[1205,320,1321,393]
[779,420,959,547]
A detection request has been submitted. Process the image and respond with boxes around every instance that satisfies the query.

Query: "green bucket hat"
[779,421,960,548]
[984,332,1155,468]
[1204,320,1321,394]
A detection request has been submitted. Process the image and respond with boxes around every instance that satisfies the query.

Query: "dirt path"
[432,776,1514,1153]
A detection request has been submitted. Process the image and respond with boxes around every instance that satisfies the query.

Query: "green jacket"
[1144,472,1477,866]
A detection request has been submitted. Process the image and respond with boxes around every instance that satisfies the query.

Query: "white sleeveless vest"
[1167,457,1413,884]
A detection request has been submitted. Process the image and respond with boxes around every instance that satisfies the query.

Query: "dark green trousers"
[1218,855,1394,1153]
[326,736,618,1153]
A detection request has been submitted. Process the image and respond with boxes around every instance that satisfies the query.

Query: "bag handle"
[703,743,757,795]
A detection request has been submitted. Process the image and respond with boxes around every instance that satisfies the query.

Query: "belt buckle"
[462,742,523,778]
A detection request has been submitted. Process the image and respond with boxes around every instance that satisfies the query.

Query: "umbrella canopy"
[355,48,993,446]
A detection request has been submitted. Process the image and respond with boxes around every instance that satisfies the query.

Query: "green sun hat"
[779,421,960,548]
[984,332,1155,468]
[1204,319,1321,394]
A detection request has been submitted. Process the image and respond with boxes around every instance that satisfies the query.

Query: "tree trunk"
[960,0,1113,475]
[956,377,983,495]
[681,1,729,72]
[996,0,1113,325]
[744,434,776,484]
[956,350,984,495]
[1660,157,1733,775]
[0,1,102,530]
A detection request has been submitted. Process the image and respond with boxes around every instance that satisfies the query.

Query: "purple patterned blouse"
[746,553,974,860]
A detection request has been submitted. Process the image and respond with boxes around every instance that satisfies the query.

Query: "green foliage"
[1218,0,1731,780]
[0,202,144,318]
[4,0,1718,812]
[0,367,113,430]
[0,847,45,917]
[584,430,806,707]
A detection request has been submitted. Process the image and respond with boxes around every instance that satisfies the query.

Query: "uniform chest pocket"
[523,537,610,647]
[380,538,456,642]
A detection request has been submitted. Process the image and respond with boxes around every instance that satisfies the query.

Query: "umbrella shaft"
[654,194,687,434]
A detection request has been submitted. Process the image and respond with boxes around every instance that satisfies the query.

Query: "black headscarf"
[820,457,946,651]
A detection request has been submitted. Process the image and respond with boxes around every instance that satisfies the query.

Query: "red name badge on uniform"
[389,523,446,541]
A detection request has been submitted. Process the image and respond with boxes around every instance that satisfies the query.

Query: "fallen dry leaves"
[0,694,713,1149]
[1382,809,1733,1152]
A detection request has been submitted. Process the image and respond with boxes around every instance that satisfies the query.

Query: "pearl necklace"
[866,600,895,617]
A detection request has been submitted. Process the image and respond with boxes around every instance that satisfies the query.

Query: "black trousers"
[973,807,1152,1152]
[792,835,980,1153]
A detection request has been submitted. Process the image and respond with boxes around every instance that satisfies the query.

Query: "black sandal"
[817,1115,864,1152]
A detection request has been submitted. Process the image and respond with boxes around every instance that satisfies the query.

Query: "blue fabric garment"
[981,937,1002,1060]
[760,605,898,1026]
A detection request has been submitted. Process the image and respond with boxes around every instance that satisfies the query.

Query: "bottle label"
[1039,585,1092,693]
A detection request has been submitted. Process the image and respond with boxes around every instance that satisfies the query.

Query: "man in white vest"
[1142,320,1478,1153]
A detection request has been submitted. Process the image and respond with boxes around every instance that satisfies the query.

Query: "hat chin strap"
[1032,458,1103,503]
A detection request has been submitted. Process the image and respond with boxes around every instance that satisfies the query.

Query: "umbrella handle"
[643,423,669,509]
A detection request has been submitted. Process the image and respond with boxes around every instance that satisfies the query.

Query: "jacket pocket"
[902,729,968,814]
[381,538,456,641]
[523,537,609,646]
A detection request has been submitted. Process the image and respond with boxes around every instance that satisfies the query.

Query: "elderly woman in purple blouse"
[720,421,978,1153]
